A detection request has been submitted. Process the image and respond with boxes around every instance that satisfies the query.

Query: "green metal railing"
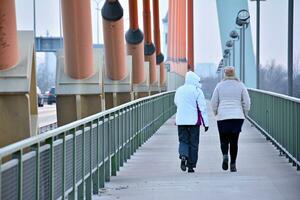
[247,89,300,170]
[0,91,176,200]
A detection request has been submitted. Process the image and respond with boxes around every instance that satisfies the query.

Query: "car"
[37,87,44,107]
[47,87,56,105]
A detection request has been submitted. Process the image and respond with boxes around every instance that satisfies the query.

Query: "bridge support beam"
[57,0,102,126]
[188,0,194,71]
[56,94,103,126]
[126,0,150,99]
[0,31,37,147]
[143,0,159,94]
[0,0,19,70]
[153,0,166,89]
[102,1,133,107]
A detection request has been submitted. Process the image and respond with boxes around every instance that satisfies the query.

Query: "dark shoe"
[222,155,229,171]
[180,156,187,171]
[188,168,195,173]
[230,163,237,172]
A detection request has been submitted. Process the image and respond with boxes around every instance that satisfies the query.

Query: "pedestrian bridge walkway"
[95,110,300,200]
[1,91,299,200]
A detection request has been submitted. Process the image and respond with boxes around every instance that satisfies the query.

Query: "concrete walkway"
[93,109,300,200]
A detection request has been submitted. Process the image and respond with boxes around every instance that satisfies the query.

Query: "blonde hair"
[223,66,239,81]
[224,66,235,77]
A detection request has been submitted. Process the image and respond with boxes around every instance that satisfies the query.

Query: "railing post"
[0,156,2,200]
[13,150,23,200]
[32,143,40,200]
[93,119,100,194]
[70,128,77,199]
[61,132,66,199]
[45,137,54,200]
[99,118,105,188]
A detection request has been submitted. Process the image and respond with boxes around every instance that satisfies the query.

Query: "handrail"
[247,88,300,170]
[0,91,174,157]
[0,91,176,199]
[248,88,300,103]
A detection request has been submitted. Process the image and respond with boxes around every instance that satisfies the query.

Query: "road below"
[38,104,57,127]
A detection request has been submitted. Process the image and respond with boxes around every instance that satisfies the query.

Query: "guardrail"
[39,122,58,134]
[247,89,300,170]
[0,91,176,200]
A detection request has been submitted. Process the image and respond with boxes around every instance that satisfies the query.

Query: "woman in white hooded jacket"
[174,71,209,173]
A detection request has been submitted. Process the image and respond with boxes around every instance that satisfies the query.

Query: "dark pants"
[217,119,244,164]
[219,132,240,164]
[178,125,200,168]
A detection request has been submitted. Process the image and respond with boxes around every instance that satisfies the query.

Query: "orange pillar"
[153,0,166,85]
[126,0,145,84]
[102,0,127,80]
[153,0,164,64]
[178,0,182,62]
[0,0,19,70]
[180,0,187,62]
[143,0,157,84]
[172,1,178,62]
[167,0,174,61]
[188,0,194,71]
[61,0,94,79]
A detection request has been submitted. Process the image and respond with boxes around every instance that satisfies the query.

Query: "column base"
[105,92,133,110]
[0,94,32,147]
[57,94,103,126]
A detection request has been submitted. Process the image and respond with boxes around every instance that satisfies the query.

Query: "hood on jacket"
[185,71,202,88]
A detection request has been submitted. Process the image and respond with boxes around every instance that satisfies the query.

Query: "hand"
[204,127,209,132]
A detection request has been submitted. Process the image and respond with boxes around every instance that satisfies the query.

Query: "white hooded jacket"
[174,71,209,126]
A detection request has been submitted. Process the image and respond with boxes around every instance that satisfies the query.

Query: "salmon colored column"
[102,0,127,80]
[0,0,19,70]
[173,0,178,62]
[167,0,174,61]
[178,0,182,62]
[180,0,187,62]
[153,0,164,64]
[61,0,94,79]
[126,0,145,84]
[143,0,157,84]
[153,0,166,85]
[188,0,194,71]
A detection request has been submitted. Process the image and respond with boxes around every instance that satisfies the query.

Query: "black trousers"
[219,132,240,164]
[178,125,200,168]
[217,119,244,164]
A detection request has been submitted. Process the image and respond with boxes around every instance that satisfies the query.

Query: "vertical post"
[61,0,94,79]
[102,0,127,80]
[233,41,235,67]
[126,0,145,84]
[288,0,294,96]
[59,0,63,48]
[188,0,194,71]
[153,0,164,65]
[239,28,244,82]
[256,0,261,89]
[96,1,100,44]
[242,26,246,82]
[0,0,19,70]
[167,0,173,61]
[153,0,165,86]
[143,0,157,84]
[33,0,36,38]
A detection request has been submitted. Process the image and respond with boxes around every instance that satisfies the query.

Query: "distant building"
[194,63,217,78]
[162,12,168,60]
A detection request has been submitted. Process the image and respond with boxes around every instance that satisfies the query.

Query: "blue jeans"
[178,125,200,168]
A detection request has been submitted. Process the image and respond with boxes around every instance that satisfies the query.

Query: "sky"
[15,0,300,73]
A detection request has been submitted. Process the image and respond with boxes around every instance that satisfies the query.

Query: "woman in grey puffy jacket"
[211,66,251,172]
